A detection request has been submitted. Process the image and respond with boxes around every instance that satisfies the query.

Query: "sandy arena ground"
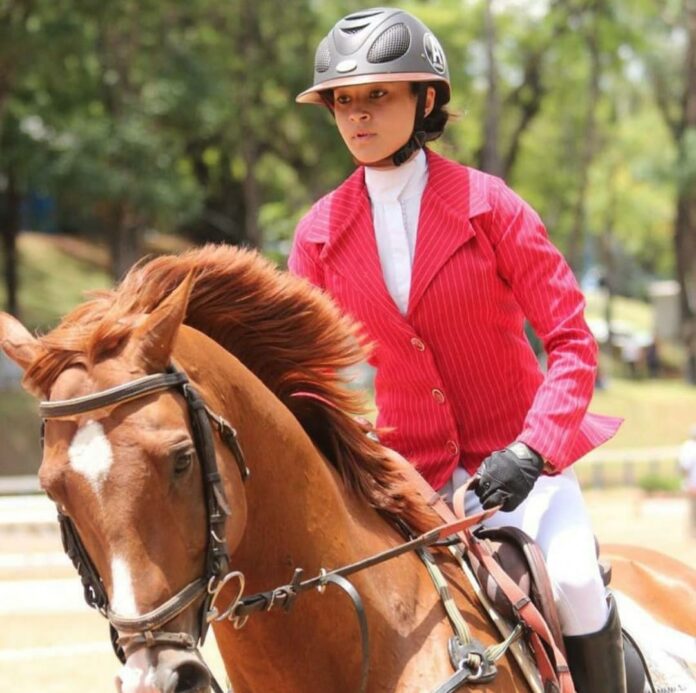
[1,489,694,693]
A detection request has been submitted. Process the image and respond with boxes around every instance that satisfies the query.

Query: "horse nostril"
[171,660,211,693]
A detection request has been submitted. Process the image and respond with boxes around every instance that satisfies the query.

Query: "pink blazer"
[289,149,621,489]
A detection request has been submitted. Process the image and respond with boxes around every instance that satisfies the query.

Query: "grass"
[590,376,696,449]
[7,233,112,331]
[0,389,42,476]
[584,290,654,333]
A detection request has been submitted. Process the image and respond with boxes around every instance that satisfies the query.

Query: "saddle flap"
[474,525,565,653]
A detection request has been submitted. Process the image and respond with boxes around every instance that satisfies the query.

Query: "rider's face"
[332,82,419,166]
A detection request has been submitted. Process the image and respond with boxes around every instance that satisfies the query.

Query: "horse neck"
[175,328,397,582]
[229,369,394,580]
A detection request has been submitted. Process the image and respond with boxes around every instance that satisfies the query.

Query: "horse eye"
[173,448,195,475]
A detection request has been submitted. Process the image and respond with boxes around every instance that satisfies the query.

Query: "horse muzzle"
[115,646,212,693]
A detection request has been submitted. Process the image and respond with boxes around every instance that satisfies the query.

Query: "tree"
[651,0,696,382]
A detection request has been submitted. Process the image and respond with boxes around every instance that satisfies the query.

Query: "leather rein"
[40,367,506,693]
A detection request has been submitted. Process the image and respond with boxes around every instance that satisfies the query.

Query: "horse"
[0,245,694,693]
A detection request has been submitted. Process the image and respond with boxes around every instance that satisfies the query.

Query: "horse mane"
[25,244,440,533]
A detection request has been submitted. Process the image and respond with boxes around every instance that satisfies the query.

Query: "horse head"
[0,246,469,693]
[0,273,248,693]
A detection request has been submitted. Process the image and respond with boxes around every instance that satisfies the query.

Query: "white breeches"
[442,467,609,636]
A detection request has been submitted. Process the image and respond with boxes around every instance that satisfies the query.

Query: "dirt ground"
[1,488,693,693]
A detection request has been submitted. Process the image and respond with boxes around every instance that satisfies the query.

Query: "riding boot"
[563,593,627,693]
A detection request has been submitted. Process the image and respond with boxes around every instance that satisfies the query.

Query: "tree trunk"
[676,195,696,383]
[566,22,601,274]
[108,204,141,280]
[676,0,696,383]
[480,0,503,176]
[0,166,21,317]
[239,0,261,248]
[242,139,261,248]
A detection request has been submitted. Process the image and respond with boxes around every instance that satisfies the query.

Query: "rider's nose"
[349,109,369,123]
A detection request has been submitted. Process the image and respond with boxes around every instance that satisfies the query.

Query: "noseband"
[40,367,249,679]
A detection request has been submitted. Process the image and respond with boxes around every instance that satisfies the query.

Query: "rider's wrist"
[506,441,546,472]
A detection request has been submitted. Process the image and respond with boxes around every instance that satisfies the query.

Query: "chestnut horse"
[1,245,694,692]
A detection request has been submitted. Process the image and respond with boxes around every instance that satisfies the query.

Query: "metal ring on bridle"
[207,570,246,624]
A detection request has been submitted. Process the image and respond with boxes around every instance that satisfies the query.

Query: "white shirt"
[364,149,428,315]
[679,438,696,491]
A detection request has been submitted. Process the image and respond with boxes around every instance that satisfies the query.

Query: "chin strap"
[391,84,428,166]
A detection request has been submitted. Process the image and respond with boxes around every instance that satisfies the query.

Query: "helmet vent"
[314,39,331,72]
[367,23,410,63]
[345,10,385,21]
[341,24,369,35]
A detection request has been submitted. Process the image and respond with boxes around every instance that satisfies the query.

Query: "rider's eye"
[173,448,195,476]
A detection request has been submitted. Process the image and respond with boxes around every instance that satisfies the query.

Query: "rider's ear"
[0,312,43,371]
[133,272,195,372]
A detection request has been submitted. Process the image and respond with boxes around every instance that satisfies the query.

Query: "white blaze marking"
[111,556,139,617]
[67,420,113,498]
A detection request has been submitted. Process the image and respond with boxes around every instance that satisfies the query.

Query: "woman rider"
[289,8,625,692]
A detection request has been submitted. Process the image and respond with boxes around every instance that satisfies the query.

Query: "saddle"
[472,525,611,645]
[474,525,566,652]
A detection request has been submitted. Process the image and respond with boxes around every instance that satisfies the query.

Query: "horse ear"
[134,272,195,371]
[0,312,42,372]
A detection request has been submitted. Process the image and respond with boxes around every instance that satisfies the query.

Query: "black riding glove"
[474,442,544,512]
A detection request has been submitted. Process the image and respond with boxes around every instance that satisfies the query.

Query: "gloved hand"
[474,442,544,512]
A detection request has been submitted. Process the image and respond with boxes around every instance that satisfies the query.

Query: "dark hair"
[319,81,450,139]
[411,82,450,140]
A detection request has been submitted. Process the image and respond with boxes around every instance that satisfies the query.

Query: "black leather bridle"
[39,366,249,689]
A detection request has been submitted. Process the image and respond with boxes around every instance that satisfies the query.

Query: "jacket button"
[410,337,425,351]
[447,440,459,456]
[431,388,445,404]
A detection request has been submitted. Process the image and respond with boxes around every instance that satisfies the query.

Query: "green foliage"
[637,473,681,494]
[0,233,110,330]
[0,0,690,289]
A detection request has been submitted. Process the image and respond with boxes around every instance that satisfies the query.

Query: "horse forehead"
[49,362,134,400]
[67,420,115,497]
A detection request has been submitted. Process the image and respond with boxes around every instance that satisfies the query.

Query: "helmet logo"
[336,59,357,73]
[423,33,446,75]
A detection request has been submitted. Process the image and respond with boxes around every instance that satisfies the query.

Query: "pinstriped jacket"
[289,149,621,490]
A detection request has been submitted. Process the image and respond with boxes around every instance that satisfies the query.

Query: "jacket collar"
[320,149,491,320]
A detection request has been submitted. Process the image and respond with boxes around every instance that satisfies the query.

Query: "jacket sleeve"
[486,178,610,469]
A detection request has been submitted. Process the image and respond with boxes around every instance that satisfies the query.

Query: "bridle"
[39,365,514,693]
[39,366,249,689]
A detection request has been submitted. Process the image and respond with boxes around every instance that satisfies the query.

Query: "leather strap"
[322,574,370,693]
[396,462,575,692]
[108,578,208,633]
[229,508,496,620]
[39,371,188,418]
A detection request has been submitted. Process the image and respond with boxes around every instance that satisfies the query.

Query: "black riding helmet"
[297,7,451,166]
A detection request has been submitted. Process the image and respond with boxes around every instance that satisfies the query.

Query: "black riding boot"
[563,594,627,693]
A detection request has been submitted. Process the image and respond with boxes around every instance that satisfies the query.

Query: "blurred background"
[0,0,695,689]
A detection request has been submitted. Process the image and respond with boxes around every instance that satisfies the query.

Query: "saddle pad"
[615,590,696,693]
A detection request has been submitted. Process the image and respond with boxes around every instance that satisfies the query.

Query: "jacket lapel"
[320,167,407,325]
[407,151,491,315]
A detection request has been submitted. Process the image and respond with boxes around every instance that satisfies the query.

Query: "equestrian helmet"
[296,7,450,105]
